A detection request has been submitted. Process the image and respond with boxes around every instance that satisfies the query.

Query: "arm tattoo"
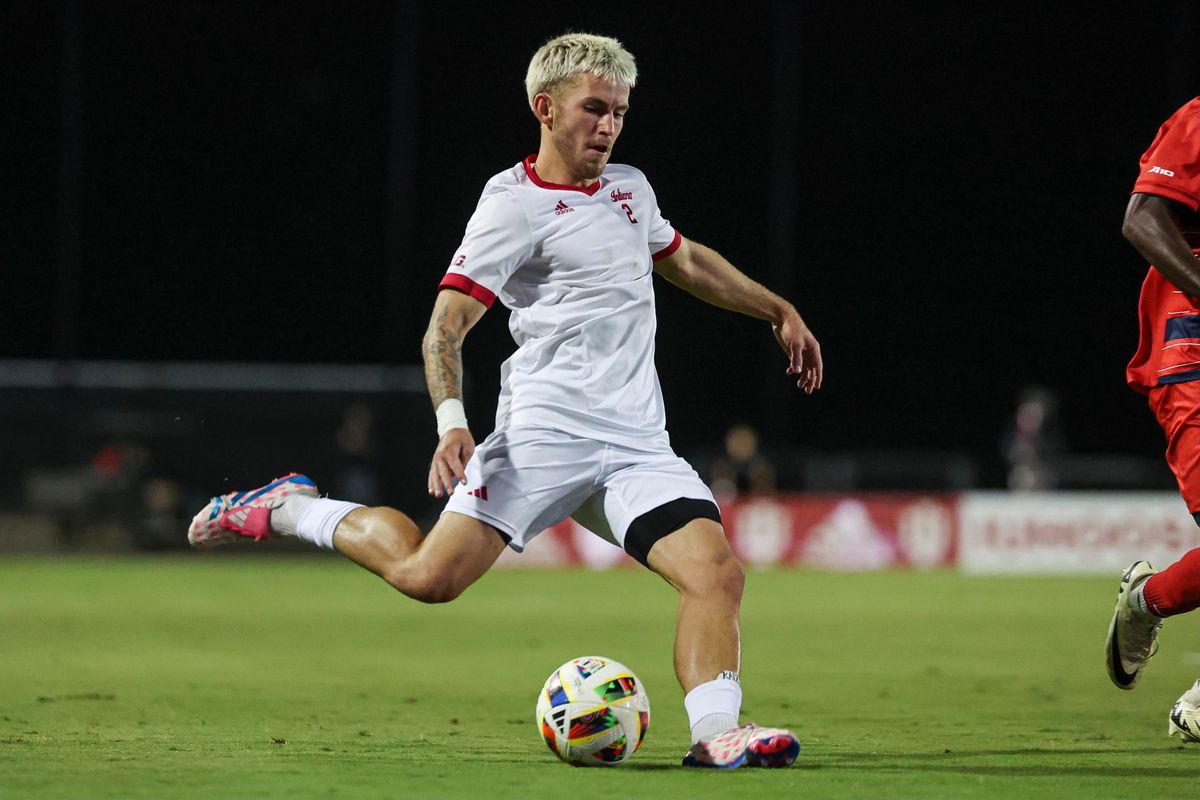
[423,302,464,409]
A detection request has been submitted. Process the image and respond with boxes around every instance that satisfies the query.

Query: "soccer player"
[1107,95,1200,741]
[189,33,822,768]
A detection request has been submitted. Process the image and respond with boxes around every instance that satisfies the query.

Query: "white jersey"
[440,156,682,448]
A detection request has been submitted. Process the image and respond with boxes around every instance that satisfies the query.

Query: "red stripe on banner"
[493,493,960,570]
[439,273,497,308]
[495,492,1200,573]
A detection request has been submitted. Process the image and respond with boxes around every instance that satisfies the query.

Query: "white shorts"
[441,426,720,565]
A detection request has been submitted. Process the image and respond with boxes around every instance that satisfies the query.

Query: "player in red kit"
[1106,96,1200,740]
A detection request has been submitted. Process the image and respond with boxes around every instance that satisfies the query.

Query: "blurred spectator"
[1000,386,1066,490]
[333,401,381,506]
[137,476,186,549]
[24,439,177,548]
[710,423,776,502]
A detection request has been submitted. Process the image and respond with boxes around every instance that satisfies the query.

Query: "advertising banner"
[497,494,959,570]
[957,492,1197,574]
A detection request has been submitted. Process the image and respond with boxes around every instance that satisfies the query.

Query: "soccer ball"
[536,656,650,766]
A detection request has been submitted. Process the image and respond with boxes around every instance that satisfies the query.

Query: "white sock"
[1132,584,1151,615]
[271,494,317,537]
[291,498,363,550]
[1131,584,1164,619]
[1182,679,1200,708]
[684,675,742,744]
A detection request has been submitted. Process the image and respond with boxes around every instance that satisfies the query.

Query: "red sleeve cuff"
[439,273,497,308]
[652,230,683,262]
[1132,181,1200,213]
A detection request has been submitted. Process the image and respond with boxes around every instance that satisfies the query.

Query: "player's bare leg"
[648,519,799,768]
[647,519,743,692]
[333,509,506,603]
[189,474,505,603]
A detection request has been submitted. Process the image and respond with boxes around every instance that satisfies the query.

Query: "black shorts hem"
[623,498,722,568]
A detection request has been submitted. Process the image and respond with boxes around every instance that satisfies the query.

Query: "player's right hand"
[429,428,475,498]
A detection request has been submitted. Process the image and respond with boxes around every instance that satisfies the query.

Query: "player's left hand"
[773,312,823,394]
[429,427,476,498]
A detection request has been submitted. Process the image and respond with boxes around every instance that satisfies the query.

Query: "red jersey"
[1127,97,1200,394]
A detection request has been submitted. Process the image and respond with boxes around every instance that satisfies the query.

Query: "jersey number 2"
[621,203,638,224]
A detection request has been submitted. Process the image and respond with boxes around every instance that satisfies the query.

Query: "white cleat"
[1104,560,1162,690]
[188,473,318,548]
[1169,680,1200,743]
[1169,702,1200,743]
[681,722,800,769]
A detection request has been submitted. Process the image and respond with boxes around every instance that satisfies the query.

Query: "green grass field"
[2,555,1198,799]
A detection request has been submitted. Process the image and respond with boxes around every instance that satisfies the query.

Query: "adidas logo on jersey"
[468,486,489,501]
[554,200,574,215]
[1149,165,1176,177]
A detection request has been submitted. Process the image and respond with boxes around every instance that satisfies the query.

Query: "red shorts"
[1149,380,1200,512]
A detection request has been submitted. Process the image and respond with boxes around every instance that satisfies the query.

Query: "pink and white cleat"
[682,722,800,769]
[188,473,318,548]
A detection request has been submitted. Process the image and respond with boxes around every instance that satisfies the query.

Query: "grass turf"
[1,555,1198,799]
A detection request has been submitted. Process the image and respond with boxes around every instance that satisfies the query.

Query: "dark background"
[6,1,1200,494]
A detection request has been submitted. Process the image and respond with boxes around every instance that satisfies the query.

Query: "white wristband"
[435,398,469,437]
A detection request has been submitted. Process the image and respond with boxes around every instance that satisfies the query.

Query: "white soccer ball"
[535,656,650,766]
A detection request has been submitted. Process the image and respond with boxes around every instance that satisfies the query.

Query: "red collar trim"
[522,155,603,196]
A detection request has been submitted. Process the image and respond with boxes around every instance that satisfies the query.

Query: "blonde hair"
[525,32,637,110]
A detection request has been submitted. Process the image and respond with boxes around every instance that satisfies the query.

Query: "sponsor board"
[957,491,1197,574]
[496,494,958,570]
[725,494,957,570]
[495,491,1198,572]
